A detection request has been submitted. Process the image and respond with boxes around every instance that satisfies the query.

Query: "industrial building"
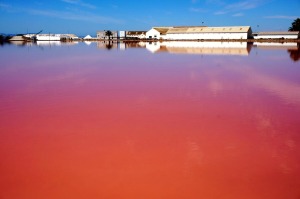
[146,26,253,40]
[253,32,299,39]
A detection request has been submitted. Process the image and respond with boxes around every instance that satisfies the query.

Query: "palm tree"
[105,30,113,40]
[289,18,300,31]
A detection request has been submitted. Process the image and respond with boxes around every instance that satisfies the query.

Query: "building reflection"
[145,41,253,56]
[97,41,118,50]
[7,40,79,47]
[254,42,300,62]
[288,43,300,62]
[96,41,146,50]
[97,41,253,56]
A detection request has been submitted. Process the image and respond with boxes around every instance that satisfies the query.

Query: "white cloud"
[190,7,208,13]
[232,13,244,17]
[61,0,97,9]
[0,3,10,8]
[27,9,122,24]
[214,11,227,15]
[214,0,261,15]
[225,1,256,10]
[265,15,299,20]
[205,0,225,5]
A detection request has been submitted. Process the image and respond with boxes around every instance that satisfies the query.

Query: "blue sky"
[0,0,299,36]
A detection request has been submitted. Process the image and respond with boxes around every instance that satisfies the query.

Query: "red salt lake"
[0,41,300,199]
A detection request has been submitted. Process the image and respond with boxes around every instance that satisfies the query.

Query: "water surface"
[0,41,300,199]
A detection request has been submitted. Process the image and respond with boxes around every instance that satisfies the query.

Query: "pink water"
[0,42,300,199]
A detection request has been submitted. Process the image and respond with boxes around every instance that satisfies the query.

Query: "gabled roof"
[153,27,173,35]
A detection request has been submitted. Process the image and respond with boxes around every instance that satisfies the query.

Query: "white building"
[253,32,299,39]
[119,31,126,39]
[36,34,61,41]
[146,26,252,40]
[146,27,172,40]
[35,34,79,41]
[97,31,118,39]
[126,31,147,39]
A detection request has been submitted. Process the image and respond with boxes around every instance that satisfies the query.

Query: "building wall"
[36,34,61,41]
[161,41,248,48]
[165,32,249,40]
[97,31,118,39]
[126,33,146,39]
[119,31,126,39]
[146,29,161,39]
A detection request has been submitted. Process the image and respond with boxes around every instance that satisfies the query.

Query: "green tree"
[289,18,300,31]
[105,30,113,40]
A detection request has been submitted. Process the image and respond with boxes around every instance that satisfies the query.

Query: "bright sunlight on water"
[0,41,300,199]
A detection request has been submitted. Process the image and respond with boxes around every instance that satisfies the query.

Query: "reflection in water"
[0,41,300,199]
[254,42,300,62]
[288,43,300,62]
[97,41,118,49]
[254,42,298,50]
[146,41,253,55]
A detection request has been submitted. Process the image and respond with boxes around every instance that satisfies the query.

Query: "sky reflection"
[0,42,300,199]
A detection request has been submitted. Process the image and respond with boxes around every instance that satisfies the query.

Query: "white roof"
[84,35,92,39]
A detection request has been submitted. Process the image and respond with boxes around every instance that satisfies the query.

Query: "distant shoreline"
[2,38,300,44]
[85,38,300,43]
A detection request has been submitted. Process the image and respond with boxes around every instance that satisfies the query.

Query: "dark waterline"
[0,41,300,199]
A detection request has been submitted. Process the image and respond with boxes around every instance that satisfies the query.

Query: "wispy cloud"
[214,0,260,15]
[232,13,244,17]
[0,2,14,12]
[61,0,97,9]
[0,3,10,8]
[265,15,299,20]
[189,7,208,13]
[205,0,225,5]
[111,4,118,9]
[226,1,257,10]
[214,11,227,15]
[27,9,122,24]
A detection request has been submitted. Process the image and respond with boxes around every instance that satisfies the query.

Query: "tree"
[289,18,300,31]
[105,30,113,40]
